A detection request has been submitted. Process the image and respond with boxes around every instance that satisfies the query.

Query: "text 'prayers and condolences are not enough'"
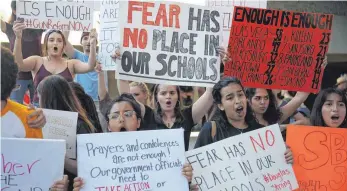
[224,6,333,93]
[117,1,222,87]
[77,129,188,191]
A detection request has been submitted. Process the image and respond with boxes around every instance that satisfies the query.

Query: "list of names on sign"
[225,7,333,93]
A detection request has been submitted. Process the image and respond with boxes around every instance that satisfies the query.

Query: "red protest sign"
[224,7,333,93]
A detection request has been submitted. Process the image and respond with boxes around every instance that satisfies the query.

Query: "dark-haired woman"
[311,88,347,128]
[70,82,103,133]
[72,92,194,190]
[37,75,96,190]
[111,47,229,151]
[245,88,309,127]
[194,77,293,163]
[12,21,97,107]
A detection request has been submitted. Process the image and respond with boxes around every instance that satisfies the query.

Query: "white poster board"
[117,1,222,87]
[98,0,120,70]
[185,124,298,191]
[16,0,94,31]
[1,138,65,190]
[77,129,188,191]
[206,0,267,47]
[42,109,78,159]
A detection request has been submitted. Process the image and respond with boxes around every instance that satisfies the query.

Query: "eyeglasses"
[108,111,136,120]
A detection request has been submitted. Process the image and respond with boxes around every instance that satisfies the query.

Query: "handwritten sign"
[206,0,267,48]
[98,0,120,70]
[185,124,298,191]
[117,1,222,87]
[16,0,94,31]
[77,129,188,191]
[1,138,65,191]
[224,7,333,93]
[287,125,347,191]
[42,109,78,159]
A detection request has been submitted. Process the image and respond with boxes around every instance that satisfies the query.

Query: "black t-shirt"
[65,118,93,190]
[194,119,263,149]
[140,105,155,131]
[145,106,195,151]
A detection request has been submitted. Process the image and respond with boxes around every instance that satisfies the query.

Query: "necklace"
[235,126,248,134]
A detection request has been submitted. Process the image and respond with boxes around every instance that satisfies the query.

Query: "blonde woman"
[129,81,150,106]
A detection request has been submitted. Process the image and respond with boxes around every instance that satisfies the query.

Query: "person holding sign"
[194,77,293,163]
[12,21,97,107]
[310,88,347,128]
[71,93,194,190]
[37,75,96,190]
[113,49,215,151]
[245,88,310,127]
[1,47,46,138]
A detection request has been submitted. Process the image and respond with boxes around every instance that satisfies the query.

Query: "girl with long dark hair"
[111,47,230,151]
[194,77,293,163]
[71,94,194,190]
[311,88,347,128]
[37,75,96,190]
[69,82,103,133]
[245,88,309,126]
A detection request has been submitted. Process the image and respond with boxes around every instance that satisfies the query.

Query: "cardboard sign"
[77,129,188,191]
[185,124,298,191]
[117,1,222,87]
[287,126,347,191]
[224,7,333,93]
[42,109,78,159]
[206,0,267,48]
[98,0,120,70]
[1,138,65,191]
[16,0,94,31]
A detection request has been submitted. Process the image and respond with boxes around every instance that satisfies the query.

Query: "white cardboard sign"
[77,129,188,191]
[1,138,66,191]
[16,0,94,31]
[42,109,78,159]
[117,1,222,87]
[185,124,298,191]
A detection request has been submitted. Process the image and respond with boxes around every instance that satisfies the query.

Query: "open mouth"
[120,127,127,132]
[236,106,244,114]
[166,100,172,106]
[331,115,340,121]
[53,47,58,52]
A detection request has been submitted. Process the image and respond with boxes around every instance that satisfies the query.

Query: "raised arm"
[72,29,97,73]
[95,63,108,100]
[62,30,75,59]
[112,50,145,117]
[192,88,213,124]
[13,21,38,72]
[279,92,310,124]
[1,20,7,34]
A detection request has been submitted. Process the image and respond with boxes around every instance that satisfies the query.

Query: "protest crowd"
[1,1,346,191]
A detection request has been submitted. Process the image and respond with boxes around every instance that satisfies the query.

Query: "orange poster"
[287,125,347,191]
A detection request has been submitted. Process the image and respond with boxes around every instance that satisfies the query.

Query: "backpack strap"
[211,121,216,139]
